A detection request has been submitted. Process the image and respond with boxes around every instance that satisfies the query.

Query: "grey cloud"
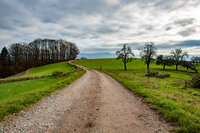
[116,43,144,49]
[165,27,172,31]
[81,43,142,54]
[59,31,86,38]
[141,24,154,31]
[0,1,19,30]
[25,0,120,22]
[115,40,200,50]
[41,18,58,23]
[174,40,200,48]
[96,26,118,35]
[0,20,14,30]
[66,25,78,30]
[157,40,200,49]
[178,28,196,37]
[131,31,146,36]
[81,43,123,53]
[118,24,130,29]
[154,0,188,11]
[174,18,195,27]
[0,0,36,30]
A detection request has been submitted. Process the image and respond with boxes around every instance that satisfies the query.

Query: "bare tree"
[140,42,157,73]
[9,43,23,64]
[116,44,134,70]
[0,47,10,77]
[180,61,197,73]
[0,47,9,64]
[69,42,79,60]
[170,48,188,70]
[156,55,174,70]
[191,56,200,65]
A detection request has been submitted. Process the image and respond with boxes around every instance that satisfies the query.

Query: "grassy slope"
[74,58,200,133]
[27,62,73,77]
[0,62,85,121]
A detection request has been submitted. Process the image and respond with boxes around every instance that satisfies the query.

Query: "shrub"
[145,72,170,79]
[59,72,68,77]
[52,71,63,77]
[73,65,78,72]
[80,57,87,60]
[155,74,170,79]
[190,73,200,89]
[145,72,158,77]
[181,61,198,73]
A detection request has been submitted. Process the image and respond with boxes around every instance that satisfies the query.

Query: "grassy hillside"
[27,62,73,77]
[0,62,85,121]
[74,58,200,132]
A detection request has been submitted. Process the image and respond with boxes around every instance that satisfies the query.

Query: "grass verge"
[74,58,200,133]
[0,62,85,121]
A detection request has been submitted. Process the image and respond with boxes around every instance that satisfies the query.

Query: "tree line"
[0,39,79,78]
[116,42,200,73]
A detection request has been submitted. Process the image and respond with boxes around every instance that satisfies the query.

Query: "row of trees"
[156,49,199,73]
[116,42,199,73]
[0,39,79,78]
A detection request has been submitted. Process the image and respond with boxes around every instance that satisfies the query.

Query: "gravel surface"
[0,67,172,133]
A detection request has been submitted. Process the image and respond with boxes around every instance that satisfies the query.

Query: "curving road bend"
[0,67,172,133]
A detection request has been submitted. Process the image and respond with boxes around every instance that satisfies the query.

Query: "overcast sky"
[0,0,200,58]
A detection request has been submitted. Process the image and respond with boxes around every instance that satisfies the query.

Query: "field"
[0,62,85,121]
[74,58,200,132]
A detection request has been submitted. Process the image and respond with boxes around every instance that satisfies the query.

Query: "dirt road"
[0,68,172,133]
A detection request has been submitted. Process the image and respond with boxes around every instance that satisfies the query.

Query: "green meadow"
[74,58,200,133]
[0,62,85,121]
[27,62,73,77]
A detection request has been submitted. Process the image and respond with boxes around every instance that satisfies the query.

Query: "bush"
[52,71,63,77]
[155,74,170,79]
[145,72,158,77]
[190,65,198,73]
[73,65,78,72]
[145,72,170,79]
[80,57,87,60]
[59,72,68,77]
[190,73,200,89]
[181,61,198,73]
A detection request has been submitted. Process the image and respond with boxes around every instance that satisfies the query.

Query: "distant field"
[74,58,200,132]
[0,62,85,121]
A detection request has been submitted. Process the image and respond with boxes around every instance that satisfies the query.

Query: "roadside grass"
[74,58,200,133]
[0,62,85,121]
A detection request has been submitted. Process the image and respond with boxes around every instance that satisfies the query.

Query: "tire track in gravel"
[0,67,173,133]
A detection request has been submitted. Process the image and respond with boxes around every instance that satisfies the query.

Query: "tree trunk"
[124,62,127,70]
[147,63,150,73]
[176,63,178,70]
[163,64,166,70]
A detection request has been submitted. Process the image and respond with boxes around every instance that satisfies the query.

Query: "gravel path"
[0,67,172,133]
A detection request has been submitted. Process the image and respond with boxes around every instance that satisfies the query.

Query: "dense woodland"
[0,39,79,78]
